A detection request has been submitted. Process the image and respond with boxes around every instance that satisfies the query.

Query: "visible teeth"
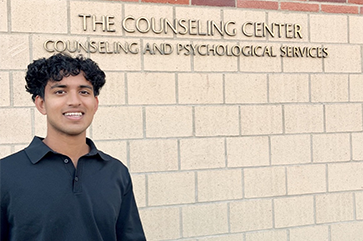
[64,112,82,116]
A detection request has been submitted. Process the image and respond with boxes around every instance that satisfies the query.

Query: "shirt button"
[64,159,69,164]
[75,176,79,182]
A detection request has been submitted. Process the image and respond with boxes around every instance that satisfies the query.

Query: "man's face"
[35,74,99,138]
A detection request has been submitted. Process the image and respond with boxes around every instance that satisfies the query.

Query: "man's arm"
[1,204,9,241]
[116,179,146,241]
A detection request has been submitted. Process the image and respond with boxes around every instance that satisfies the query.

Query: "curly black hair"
[25,53,106,102]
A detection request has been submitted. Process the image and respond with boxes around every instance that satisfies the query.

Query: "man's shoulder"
[0,149,27,164]
[97,150,129,171]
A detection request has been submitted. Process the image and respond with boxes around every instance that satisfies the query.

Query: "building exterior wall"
[1,0,363,240]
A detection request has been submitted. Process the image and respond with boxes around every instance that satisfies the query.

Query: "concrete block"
[0,108,32,144]
[284,104,324,133]
[312,133,350,163]
[227,136,269,167]
[180,138,225,170]
[310,14,347,43]
[0,34,29,70]
[311,74,348,102]
[148,172,195,206]
[325,104,362,132]
[129,139,178,172]
[269,74,309,103]
[0,72,10,106]
[328,162,363,192]
[287,164,326,195]
[290,226,329,241]
[229,199,273,232]
[316,192,354,223]
[271,135,311,165]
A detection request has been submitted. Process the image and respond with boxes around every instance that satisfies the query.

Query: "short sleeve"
[115,178,146,241]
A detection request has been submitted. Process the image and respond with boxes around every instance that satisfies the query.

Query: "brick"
[290,226,329,241]
[89,37,142,71]
[93,140,127,164]
[192,0,235,7]
[324,45,361,73]
[193,41,238,72]
[237,0,278,10]
[178,73,223,104]
[11,0,67,33]
[142,0,189,4]
[225,74,267,104]
[145,106,193,137]
[12,71,33,107]
[322,5,359,14]
[127,73,176,105]
[97,72,125,105]
[281,47,324,73]
[0,0,7,31]
[198,234,243,241]
[197,169,242,202]
[350,74,363,101]
[313,0,345,2]
[0,34,29,70]
[124,4,174,38]
[148,172,195,206]
[0,108,32,144]
[311,74,348,102]
[244,166,286,198]
[350,16,363,44]
[230,199,273,232]
[271,135,311,165]
[130,174,146,207]
[284,104,324,133]
[180,138,225,170]
[281,2,319,12]
[144,40,192,71]
[325,104,362,132]
[352,133,363,160]
[227,136,269,167]
[92,106,143,139]
[356,192,363,220]
[312,133,350,163]
[316,193,354,223]
[0,72,10,106]
[139,207,180,241]
[129,139,178,172]
[274,196,314,228]
[246,230,287,241]
[287,164,326,195]
[328,162,363,191]
[240,105,283,135]
[349,0,363,3]
[0,146,12,159]
[331,222,363,241]
[239,43,282,72]
[310,15,347,43]
[195,106,239,136]
[269,74,309,103]
[182,203,228,237]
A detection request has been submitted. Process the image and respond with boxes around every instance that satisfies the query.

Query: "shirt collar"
[25,136,112,164]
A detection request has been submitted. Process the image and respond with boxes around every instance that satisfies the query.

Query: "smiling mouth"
[64,112,83,117]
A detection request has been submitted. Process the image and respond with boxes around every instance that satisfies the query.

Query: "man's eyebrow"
[80,85,93,90]
[50,84,67,89]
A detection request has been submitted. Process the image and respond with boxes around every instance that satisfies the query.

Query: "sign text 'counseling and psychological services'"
[43,14,329,58]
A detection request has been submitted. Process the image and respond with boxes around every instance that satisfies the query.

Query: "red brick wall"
[107,0,363,14]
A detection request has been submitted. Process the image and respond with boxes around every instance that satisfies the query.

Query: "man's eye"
[55,90,65,94]
[80,90,90,95]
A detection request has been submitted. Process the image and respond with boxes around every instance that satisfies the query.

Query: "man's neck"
[43,133,90,168]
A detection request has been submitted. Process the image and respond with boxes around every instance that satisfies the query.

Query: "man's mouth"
[64,112,83,117]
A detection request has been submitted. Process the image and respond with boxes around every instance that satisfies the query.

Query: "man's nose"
[67,91,81,106]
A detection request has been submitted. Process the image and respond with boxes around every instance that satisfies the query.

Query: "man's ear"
[35,95,47,115]
[94,96,99,112]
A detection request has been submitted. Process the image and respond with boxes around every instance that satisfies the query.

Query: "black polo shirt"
[0,137,146,241]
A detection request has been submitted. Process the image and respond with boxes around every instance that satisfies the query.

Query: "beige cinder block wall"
[1,0,363,240]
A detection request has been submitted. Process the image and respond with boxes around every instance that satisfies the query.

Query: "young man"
[0,54,146,241]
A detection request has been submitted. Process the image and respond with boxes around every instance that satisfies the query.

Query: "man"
[0,53,146,241]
